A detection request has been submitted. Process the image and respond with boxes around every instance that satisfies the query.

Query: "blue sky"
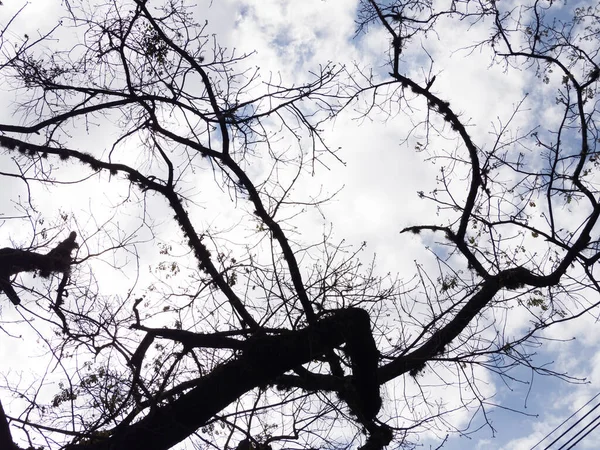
[2,0,600,449]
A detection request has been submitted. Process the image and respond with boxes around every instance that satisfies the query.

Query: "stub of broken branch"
[0,232,78,305]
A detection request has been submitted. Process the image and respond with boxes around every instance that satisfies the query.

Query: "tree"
[0,0,599,449]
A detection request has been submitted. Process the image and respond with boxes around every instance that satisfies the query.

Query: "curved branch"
[65,308,380,450]
[0,135,259,329]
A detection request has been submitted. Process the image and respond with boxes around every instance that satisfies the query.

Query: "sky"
[2,0,600,449]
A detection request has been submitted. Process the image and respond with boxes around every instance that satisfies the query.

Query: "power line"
[557,411,600,449]
[531,392,600,450]
[543,400,600,449]
[565,415,600,450]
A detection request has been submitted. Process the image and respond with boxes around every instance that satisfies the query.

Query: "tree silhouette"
[0,1,599,449]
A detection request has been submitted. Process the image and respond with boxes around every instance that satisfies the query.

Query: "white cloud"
[3,0,600,449]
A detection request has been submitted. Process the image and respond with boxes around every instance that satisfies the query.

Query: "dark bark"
[65,308,380,450]
[0,400,17,450]
[0,234,77,306]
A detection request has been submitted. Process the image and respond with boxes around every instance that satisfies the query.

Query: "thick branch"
[0,400,17,450]
[0,233,77,305]
[390,74,482,241]
[379,278,500,381]
[66,308,380,450]
[0,136,257,327]
[131,325,245,350]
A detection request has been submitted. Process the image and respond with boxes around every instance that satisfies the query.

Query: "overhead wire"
[557,411,600,449]
[564,417,600,449]
[530,392,600,450]
[542,400,600,449]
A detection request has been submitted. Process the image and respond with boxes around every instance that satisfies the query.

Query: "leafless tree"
[0,1,599,449]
